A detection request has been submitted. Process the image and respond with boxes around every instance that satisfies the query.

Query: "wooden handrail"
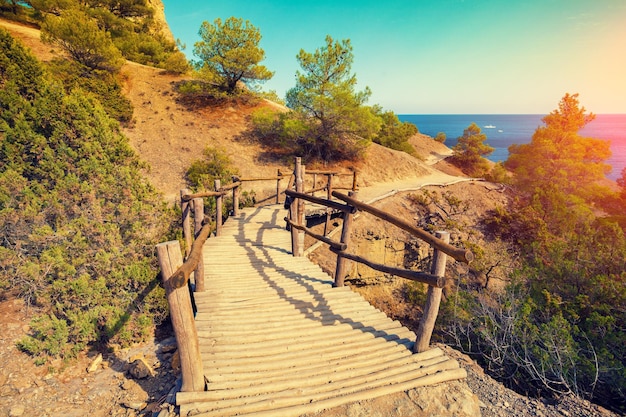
[285,189,355,214]
[305,170,340,175]
[285,218,347,251]
[220,181,242,191]
[332,191,473,264]
[237,175,286,182]
[329,247,445,287]
[169,220,212,289]
[182,190,227,201]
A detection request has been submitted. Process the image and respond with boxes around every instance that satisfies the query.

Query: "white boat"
[484,124,496,129]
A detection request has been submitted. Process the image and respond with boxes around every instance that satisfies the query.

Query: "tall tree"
[284,35,380,161]
[41,8,124,72]
[505,93,611,201]
[193,17,273,93]
[449,122,494,177]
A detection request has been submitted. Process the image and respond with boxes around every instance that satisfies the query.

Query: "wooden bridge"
[156,158,473,417]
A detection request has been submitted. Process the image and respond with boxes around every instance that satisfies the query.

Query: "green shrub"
[372,108,417,155]
[1,29,173,363]
[46,59,133,122]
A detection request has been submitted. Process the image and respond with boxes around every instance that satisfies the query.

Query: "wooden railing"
[155,156,470,392]
[284,163,473,354]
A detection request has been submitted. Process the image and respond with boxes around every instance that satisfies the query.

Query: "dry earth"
[1,18,623,417]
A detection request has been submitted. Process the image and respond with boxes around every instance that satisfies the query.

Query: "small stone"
[9,405,25,417]
[159,343,177,354]
[123,401,147,411]
[129,357,154,379]
[87,353,103,373]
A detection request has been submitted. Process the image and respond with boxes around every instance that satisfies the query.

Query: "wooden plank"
[176,204,466,416]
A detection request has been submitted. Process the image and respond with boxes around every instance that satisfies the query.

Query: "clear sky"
[161,0,626,114]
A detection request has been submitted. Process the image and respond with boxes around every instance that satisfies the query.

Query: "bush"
[372,108,417,155]
[1,29,173,362]
[46,58,133,122]
[162,50,190,75]
[434,132,446,143]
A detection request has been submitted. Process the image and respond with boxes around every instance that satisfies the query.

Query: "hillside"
[120,61,449,201]
[0,17,621,417]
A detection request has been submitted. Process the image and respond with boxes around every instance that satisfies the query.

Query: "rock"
[87,353,103,373]
[9,404,25,417]
[123,401,147,411]
[129,356,154,379]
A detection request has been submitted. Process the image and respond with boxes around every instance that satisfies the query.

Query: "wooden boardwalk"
[177,205,466,417]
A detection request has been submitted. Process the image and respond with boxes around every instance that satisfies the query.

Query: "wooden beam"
[215,179,223,237]
[155,241,205,392]
[332,191,473,264]
[192,197,205,292]
[181,189,192,257]
[334,191,357,287]
[329,247,445,288]
[414,231,449,353]
[284,218,347,251]
[284,190,354,214]
[182,190,226,201]
[169,221,212,289]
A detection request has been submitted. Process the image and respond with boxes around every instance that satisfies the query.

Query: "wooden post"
[214,179,222,237]
[312,173,317,196]
[323,174,333,236]
[181,189,192,257]
[334,191,357,287]
[414,231,450,353]
[289,196,300,256]
[290,157,304,257]
[276,169,282,204]
[352,171,358,191]
[232,176,240,217]
[297,162,305,256]
[156,241,205,392]
[192,197,205,292]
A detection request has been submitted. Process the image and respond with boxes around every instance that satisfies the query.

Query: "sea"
[398,114,626,181]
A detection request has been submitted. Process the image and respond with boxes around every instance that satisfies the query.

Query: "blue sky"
[161,0,626,114]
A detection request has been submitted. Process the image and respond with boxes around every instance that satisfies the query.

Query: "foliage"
[174,79,259,109]
[484,162,510,184]
[162,50,190,75]
[193,17,273,93]
[257,89,285,105]
[186,146,239,191]
[0,29,173,361]
[41,8,124,72]
[4,0,180,68]
[186,146,244,223]
[371,107,417,155]
[448,122,494,177]
[434,132,446,143]
[45,58,133,122]
[261,35,379,162]
[505,93,611,202]
[444,94,626,412]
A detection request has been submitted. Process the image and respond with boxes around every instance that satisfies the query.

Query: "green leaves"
[42,8,124,72]
[193,17,273,93]
[1,29,172,362]
[449,122,494,177]
[277,36,379,162]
